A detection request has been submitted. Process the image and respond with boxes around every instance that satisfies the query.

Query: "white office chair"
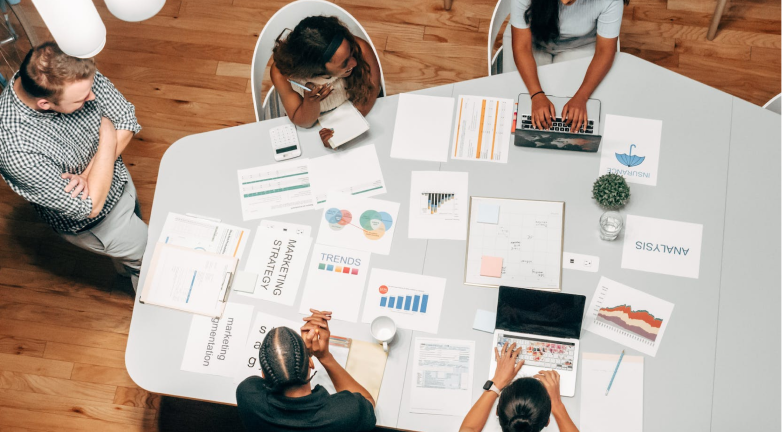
[487,0,620,76]
[763,93,781,115]
[250,0,386,122]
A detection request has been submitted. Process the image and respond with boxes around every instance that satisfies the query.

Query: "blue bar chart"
[379,294,429,313]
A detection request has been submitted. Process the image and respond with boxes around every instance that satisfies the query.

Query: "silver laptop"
[489,286,586,397]
[514,94,602,152]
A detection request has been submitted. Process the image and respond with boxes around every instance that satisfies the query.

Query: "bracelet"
[530,91,545,100]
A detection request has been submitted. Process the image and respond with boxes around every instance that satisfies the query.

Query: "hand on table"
[562,96,588,133]
[319,128,335,148]
[301,308,332,360]
[531,94,555,130]
[492,342,524,390]
[62,173,89,200]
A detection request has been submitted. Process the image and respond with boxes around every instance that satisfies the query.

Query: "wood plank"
[0,371,116,404]
[0,301,131,334]
[98,16,259,51]
[110,78,253,109]
[70,364,137,388]
[126,94,256,124]
[180,1,273,24]
[0,406,146,432]
[423,26,486,46]
[0,269,112,299]
[671,53,781,104]
[619,33,676,51]
[0,337,46,358]
[96,62,248,93]
[0,286,132,316]
[619,20,781,49]
[386,36,486,59]
[633,5,781,34]
[621,48,681,68]
[0,319,128,352]
[96,48,219,75]
[674,39,752,60]
[332,1,481,32]
[0,353,73,379]
[216,61,251,79]
[0,389,155,427]
[379,51,485,94]
[113,387,161,410]
[44,343,125,370]
[104,34,254,64]
[668,0,781,19]
[751,46,782,65]
[0,247,76,276]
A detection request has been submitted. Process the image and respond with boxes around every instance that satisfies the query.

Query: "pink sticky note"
[480,256,503,277]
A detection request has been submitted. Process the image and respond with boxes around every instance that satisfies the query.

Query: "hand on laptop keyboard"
[562,97,588,134]
[520,115,594,134]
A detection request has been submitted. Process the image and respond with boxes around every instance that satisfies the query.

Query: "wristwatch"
[483,380,501,396]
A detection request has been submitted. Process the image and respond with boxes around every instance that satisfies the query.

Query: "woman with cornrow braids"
[236,308,376,432]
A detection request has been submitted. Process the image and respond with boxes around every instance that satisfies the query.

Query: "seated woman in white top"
[271,16,381,147]
[511,0,627,133]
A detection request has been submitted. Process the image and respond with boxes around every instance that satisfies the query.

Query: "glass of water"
[599,211,623,241]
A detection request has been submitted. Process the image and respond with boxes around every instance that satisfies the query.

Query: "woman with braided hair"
[236,308,376,432]
[458,342,579,432]
[270,15,382,148]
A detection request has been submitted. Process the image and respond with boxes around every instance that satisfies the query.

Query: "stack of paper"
[579,352,644,432]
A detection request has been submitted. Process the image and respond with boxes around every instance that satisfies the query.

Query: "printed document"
[309,144,387,206]
[159,213,250,259]
[390,94,455,162]
[316,192,400,255]
[237,159,316,221]
[408,171,469,240]
[361,268,446,334]
[181,302,253,377]
[451,95,514,163]
[599,114,663,186]
[410,338,475,416]
[621,215,703,279]
[580,353,643,432]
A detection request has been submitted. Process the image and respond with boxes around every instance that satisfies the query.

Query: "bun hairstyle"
[498,378,552,432]
[272,15,373,105]
[258,327,312,392]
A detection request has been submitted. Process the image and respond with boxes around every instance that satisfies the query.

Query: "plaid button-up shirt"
[0,71,141,233]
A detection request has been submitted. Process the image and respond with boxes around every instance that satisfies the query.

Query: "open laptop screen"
[496,286,586,340]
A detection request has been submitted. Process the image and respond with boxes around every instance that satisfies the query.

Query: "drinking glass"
[599,211,623,241]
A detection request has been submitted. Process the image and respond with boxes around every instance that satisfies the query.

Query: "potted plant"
[592,173,630,209]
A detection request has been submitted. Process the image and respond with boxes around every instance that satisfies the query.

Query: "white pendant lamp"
[31,0,106,58]
[104,0,166,22]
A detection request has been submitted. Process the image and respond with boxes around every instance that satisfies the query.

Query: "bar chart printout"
[584,276,675,357]
[420,193,455,216]
[361,269,446,334]
[408,171,469,240]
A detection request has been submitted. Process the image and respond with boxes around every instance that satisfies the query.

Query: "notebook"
[318,101,370,149]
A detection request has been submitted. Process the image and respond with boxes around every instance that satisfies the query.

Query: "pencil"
[287,79,312,92]
[605,350,625,396]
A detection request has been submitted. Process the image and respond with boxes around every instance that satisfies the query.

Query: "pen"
[287,79,312,92]
[511,102,518,132]
[605,349,625,396]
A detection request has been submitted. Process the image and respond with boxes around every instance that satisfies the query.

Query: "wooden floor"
[0,0,778,430]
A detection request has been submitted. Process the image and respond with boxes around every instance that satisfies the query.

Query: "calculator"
[270,123,302,161]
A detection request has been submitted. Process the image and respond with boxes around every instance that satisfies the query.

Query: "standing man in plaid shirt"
[0,42,147,289]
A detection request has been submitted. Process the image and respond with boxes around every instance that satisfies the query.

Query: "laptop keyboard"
[519,114,595,134]
[497,335,576,372]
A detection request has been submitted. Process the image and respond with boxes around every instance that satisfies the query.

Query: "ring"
[315,93,321,97]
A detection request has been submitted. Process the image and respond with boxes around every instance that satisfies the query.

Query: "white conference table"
[126,53,780,431]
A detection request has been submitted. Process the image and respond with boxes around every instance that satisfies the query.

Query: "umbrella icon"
[615,144,645,167]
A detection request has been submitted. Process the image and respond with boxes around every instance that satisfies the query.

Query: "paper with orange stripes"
[450,95,514,163]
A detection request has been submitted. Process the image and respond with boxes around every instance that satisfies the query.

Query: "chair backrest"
[487,0,512,76]
[250,0,386,121]
[763,93,781,115]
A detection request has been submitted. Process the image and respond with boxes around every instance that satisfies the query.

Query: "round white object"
[105,0,166,22]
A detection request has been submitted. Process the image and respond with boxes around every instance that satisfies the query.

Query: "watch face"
[483,380,493,391]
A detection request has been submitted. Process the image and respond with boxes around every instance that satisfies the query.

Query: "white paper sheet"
[239,229,312,305]
[473,309,496,333]
[390,94,455,162]
[408,171,469,240]
[237,159,316,221]
[181,302,254,377]
[311,343,350,394]
[465,197,564,290]
[233,312,302,384]
[450,95,514,163]
[159,213,250,259]
[298,244,371,322]
[580,352,644,432]
[309,144,387,207]
[259,220,312,238]
[410,338,475,416]
[361,269,446,334]
[598,114,663,186]
[621,214,703,279]
[584,276,675,357]
[317,192,400,255]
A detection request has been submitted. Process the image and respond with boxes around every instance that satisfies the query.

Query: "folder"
[140,243,239,318]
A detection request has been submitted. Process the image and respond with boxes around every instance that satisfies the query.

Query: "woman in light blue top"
[510,0,627,133]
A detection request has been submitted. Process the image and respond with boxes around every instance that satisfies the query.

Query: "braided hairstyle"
[257,327,311,392]
[498,378,552,432]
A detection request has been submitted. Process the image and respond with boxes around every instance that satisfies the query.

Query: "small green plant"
[592,173,630,209]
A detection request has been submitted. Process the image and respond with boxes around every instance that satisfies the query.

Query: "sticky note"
[477,204,500,224]
[232,271,257,293]
[473,309,496,333]
[480,256,503,277]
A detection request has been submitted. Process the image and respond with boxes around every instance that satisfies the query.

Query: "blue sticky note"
[477,204,500,224]
[473,309,496,333]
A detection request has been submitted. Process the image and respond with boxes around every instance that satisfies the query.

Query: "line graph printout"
[450,95,514,163]
[408,171,469,240]
[465,197,564,291]
[237,159,316,221]
[584,276,675,357]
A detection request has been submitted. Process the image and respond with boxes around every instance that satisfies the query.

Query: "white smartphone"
[270,124,302,161]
